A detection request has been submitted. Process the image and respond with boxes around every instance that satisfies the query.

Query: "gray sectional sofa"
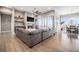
[41,29,53,40]
[15,28,55,48]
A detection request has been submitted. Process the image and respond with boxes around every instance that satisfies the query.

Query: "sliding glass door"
[60,16,79,32]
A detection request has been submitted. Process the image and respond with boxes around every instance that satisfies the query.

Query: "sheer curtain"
[36,15,53,29]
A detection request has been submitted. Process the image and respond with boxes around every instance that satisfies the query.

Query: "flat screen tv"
[27,17,34,22]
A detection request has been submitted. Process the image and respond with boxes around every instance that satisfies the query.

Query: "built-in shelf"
[14,10,26,29]
[15,25,25,27]
[15,16,24,19]
[15,20,24,22]
[27,22,35,23]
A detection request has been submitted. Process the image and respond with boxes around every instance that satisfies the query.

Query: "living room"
[0,6,79,52]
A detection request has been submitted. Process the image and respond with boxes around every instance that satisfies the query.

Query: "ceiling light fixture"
[32,8,41,19]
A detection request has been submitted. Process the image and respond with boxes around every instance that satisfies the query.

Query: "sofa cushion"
[17,28,42,35]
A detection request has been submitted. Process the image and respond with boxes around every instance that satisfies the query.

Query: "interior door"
[1,14,11,33]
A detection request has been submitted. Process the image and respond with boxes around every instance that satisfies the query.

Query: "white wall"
[27,12,33,17]
[0,7,12,15]
[24,12,27,29]
[11,8,15,35]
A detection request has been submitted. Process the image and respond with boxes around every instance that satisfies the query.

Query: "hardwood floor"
[0,31,79,52]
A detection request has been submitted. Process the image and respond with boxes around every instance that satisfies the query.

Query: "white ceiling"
[13,6,79,15]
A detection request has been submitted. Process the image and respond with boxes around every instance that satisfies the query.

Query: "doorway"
[1,14,11,33]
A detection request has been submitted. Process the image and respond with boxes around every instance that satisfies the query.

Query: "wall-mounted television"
[27,17,34,22]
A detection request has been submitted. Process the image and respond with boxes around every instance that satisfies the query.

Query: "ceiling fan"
[32,8,41,17]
